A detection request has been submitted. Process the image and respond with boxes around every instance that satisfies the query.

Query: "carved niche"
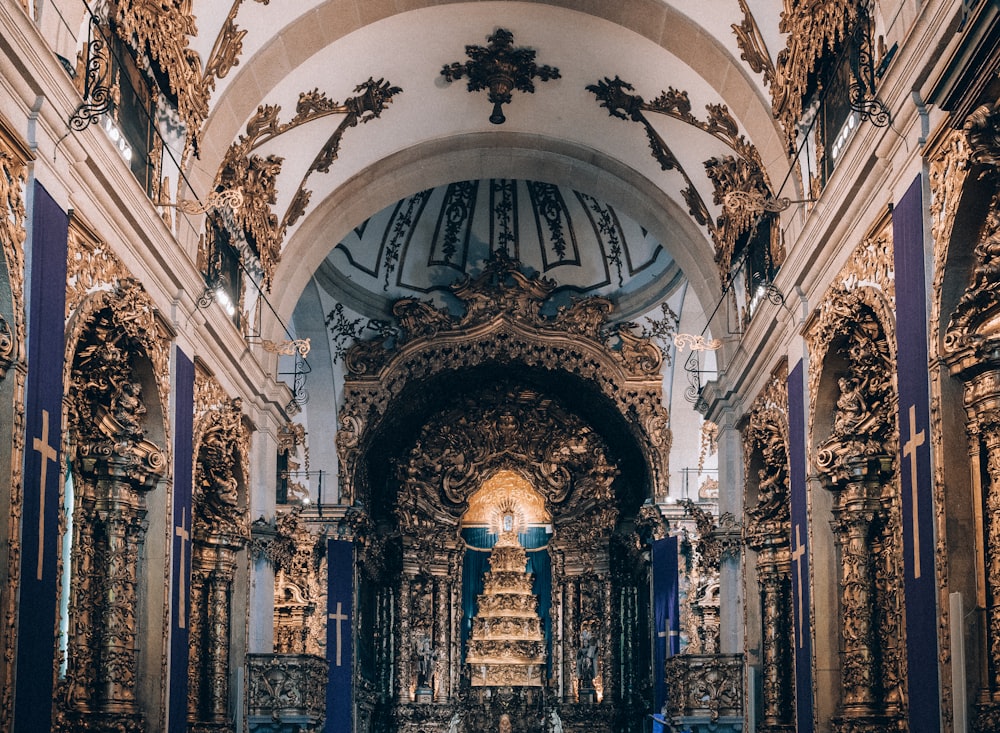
[56,279,168,733]
[336,251,671,510]
[741,362,794,732]
[940,101,1000,732]
[808,284,906,731]
[188,375,250,732]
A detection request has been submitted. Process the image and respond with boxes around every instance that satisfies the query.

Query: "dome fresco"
[318,179,683,320]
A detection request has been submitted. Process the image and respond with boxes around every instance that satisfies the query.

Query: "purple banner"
[787,359,814,733]
[652,535,680,713]
[14,182,68,733]
[169,348,195,733]
[326,539,354,732]
[893,174,941,729]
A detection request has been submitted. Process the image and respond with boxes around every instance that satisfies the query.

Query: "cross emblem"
[791,524,806,649]
[329,601,349,666]
[32,409,58,581]
[175,513,190,628]
[902,404,926,579]
[657,617,678,656]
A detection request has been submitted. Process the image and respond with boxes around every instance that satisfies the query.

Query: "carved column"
[434,576,449,701]
[749,539,793,731]
[397,576,412,703]
[825,456,892,727]
[564,578,577,701]
[189,396,248,733]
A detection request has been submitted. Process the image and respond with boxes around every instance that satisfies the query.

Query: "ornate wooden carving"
[212,77,401,288]
[742,362,794,732]
[336,251,670,508]
[0,117,31,731]
[55,283,167,733]
[941,101,1000,731]
[188,378,250,733]
[808,284,906,732]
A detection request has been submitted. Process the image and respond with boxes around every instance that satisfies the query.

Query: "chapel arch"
[806,285,906,732]
[937,101,1000,729]
[55,281,169,733]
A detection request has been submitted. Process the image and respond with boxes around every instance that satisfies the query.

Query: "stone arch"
[188,376,251,730]
[806,283,905,731]
[55,279,170,733]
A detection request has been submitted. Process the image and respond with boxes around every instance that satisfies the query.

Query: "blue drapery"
[460,526,552,674]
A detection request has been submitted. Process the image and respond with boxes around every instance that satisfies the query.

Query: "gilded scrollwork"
[337,252,670,507]
[55,281,168,733]
[212,77,401,288]
[807,247,906,729]
[194,395,249,541]
[0,120,29,728]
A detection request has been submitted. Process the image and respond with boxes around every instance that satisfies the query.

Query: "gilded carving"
[742,362,793,731]
[247,653,328,730]
[807,262,906,729]
[587,76,782,285]
[732,0,775,87]
[0,119,32,732]
[664,653,743,723]
[213,78,401,287]
[55,285,168,733]
[771,0,861,145]
[440,28,560,125]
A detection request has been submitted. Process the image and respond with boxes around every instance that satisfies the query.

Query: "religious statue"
[548,707,564,733]
[576,628,598,687]
[416,634,437,689]
[448,711,463,733]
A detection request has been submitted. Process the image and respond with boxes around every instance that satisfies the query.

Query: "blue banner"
[169,348,195,733]
[892,174,940,729]
[13,182,68,733]
[787,359,813,733]
[652,535,680,713]
[327,539,354,732]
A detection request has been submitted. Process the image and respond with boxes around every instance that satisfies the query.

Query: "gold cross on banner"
[329,601,349,666]
[791,523,806,649]
[902,404,926,579]
[32,409,58,581]
[175,513,190,628]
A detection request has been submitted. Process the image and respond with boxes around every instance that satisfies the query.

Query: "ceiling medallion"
[441,28,560,124]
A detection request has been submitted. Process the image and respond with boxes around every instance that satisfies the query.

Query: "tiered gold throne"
[465,516,546,687]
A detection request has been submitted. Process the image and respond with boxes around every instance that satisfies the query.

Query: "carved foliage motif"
[397,385,620,555]
[813,289,896,485]
[771,0,861,145]
[944,105,1000,360]
[743,362,791,541]
[0,120,29,732]
[193,393,249,542]
[337,253,670,506]
[56,283,167,732]
[807,273,906,727]
[213,78,401,287]
[586,75,780,286]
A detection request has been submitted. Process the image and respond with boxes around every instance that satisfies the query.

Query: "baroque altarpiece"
[264,254,673,733]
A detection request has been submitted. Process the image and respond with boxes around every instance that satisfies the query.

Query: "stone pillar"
[716,414,745,655]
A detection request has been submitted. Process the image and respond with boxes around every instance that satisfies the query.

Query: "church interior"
[0,1,998,732]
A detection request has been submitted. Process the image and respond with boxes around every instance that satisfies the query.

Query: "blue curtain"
[460,526,552,673]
